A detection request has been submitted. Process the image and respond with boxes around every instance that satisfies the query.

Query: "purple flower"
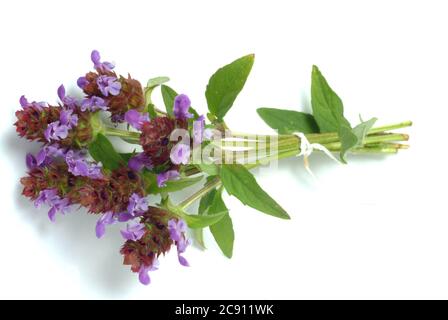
[118,193,148,222]
[91,50,115,72]
[170,143,190,165]
[35,189,71,222]
[81,96,107,112]
[57,85,78,109]
[193,115,205,145]
[168,219,190,267]
[138,259,159,285]
[25,144,65,170]
[124,109,150,130]
[44,121,69,141]
[97,75,121,96]
[77,76,89,89]
[95,211,117,238]
[111,113,125,123]
[65,150,103,179]
[19,95,46,110]
[173,94,193,120]
[59,108,78,127]
[128,153,152,172]
[157,170,180,187]
[44,108,78,142]
[120,221,146,241]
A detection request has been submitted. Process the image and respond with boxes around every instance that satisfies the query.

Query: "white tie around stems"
[293,132,340,178]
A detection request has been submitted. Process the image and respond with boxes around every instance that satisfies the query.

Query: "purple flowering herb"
[120,221,146,241]
[124,109,150,130]
[77,76,89,89]
[170,143,191,165]
[97,75,121,96]
[35,189,71,222]
[138,259,159,285]
[168,219,190,267]
[128,153,153,172]
[157,170,180,187]
[65,150,103,179]
[173,94,193,120]
[57,85,78,109]
[91,50,115,72]
[81,96,107,112]
[126,193,149,217]
[19,95,46,110]
[193,115,205,145]
[95,211,117,238]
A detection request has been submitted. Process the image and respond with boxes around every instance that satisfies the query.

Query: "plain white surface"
[0,0,447,299]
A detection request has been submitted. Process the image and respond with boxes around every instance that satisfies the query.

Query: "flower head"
[120,221,146,241]
[44,108,78,142]
[35,188,71,222]
[97,75,121,96]
[19,95,46,110]
[124,109,150,130]
[95,211,117,238]
[91,50,115,73]
[25,144,65,170]
[44,121,69,141]
[168,219,190,266]
[138,259,159,285]
[157,170,180,187]
[57,85,78,109]
[81,96,107,112]
[119,193,149,222]
[65,150,103,179]
[173,94,193,120]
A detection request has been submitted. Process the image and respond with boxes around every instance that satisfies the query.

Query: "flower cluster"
[16,50,196,285]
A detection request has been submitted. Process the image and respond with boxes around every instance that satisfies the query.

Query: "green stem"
[103,127,140,142]
[178,177,221,209]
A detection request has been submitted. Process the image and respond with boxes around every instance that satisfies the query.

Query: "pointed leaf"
[257,108,319,134]
[88,133,123,170]
[311,66,358,162]
[208,189,234,258]
[220,164,290,219]
[353,117,377,147]
[206,54,254,120]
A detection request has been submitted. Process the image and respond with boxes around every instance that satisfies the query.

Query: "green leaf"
[166,200,226,229]
[194,188,218,248]
[145,77,169,118]
[196,163,219,176]
[206,54,255,120]
[161,84,177,116]
[198,188,217,215]
[257,108,319,134]
[208,189,234,258]
[353,117,377,147]
[88,133,123,170]
[220,164,290,219]
[311,65,358,162]
[143,172,204,194]
[183,211,227,229]
[146,76,170,89]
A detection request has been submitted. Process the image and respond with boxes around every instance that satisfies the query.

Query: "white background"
[0,0,447,299]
